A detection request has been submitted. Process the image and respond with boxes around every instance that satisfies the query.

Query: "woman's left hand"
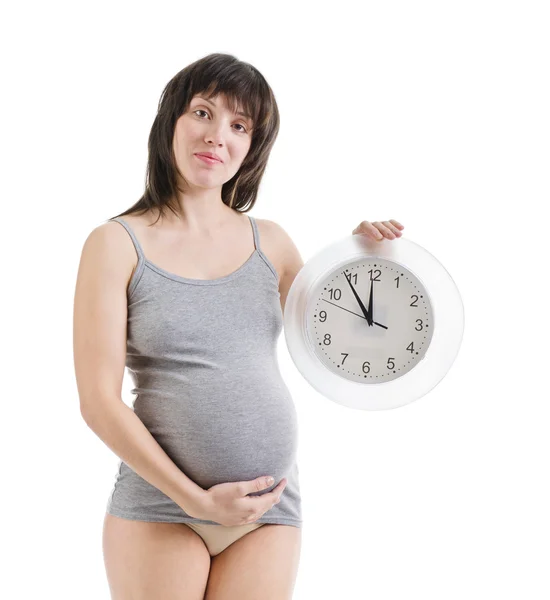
[352,219,404,241]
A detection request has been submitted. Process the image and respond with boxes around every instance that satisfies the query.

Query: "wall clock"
[283,233,464,410]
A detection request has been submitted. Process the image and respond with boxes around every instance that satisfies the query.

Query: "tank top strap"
[247,215,261,252]
[109,217,145,262]
[247,215,279,283]
[108,217,147,297]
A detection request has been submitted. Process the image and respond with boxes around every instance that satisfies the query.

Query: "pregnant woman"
[73,52,403,599]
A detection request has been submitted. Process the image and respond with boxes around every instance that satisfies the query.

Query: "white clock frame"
[283,233,464,410]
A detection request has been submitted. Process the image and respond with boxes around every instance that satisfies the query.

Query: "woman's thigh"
[102,512,211,600]
[204,524,302,600]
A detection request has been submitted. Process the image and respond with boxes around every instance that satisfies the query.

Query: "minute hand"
[367,280,373,324]
[343,272,373,326]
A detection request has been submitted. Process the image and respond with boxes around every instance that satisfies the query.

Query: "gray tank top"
[105,214,302,527]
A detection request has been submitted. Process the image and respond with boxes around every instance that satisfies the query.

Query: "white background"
[2,1,549,598]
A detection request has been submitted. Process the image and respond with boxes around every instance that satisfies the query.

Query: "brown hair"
[109,53,280,225]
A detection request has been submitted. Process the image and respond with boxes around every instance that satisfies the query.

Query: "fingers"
[273,478,286,495]
[389,219,404,229]
[376,222,398,238]
[369,220,404,240]
[244,479,286,524]
[363,222,383,238]
[238,477,288,524]
[354,220,405,241]
[271,478,286,505]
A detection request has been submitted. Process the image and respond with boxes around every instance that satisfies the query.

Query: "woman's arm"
[73,222,206,515]
[260,220,304,318]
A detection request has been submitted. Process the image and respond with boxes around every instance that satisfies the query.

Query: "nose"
[204,122,226,148]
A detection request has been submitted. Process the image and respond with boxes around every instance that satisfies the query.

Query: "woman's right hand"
[186,476,287,527]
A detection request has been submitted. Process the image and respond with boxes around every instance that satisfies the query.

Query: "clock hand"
[367,282,388,329]
[365,278,385,328]
[343,272,373,326]
[367,280,373,325]
[322,298,388,329]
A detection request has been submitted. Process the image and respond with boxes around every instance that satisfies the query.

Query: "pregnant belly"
[133,375,299,495]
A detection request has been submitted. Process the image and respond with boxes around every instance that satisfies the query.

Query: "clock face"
[305,257,435,383]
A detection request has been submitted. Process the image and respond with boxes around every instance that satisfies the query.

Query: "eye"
[193,109,248,134]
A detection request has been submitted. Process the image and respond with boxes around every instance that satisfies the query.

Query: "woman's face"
[172,93,253,190]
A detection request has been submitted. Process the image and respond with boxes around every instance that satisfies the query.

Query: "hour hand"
[343,271,373,326]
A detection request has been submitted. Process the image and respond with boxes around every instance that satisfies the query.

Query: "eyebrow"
[195,97,252,121]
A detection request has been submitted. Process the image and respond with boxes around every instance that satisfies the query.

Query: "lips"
[195,153,222,163]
